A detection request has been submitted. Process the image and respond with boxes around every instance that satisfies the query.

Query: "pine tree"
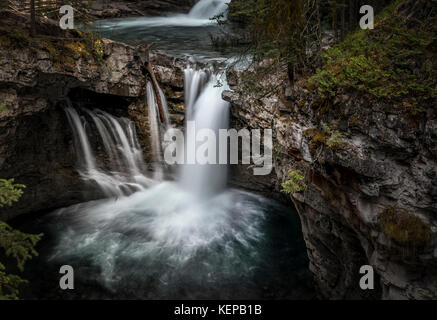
[0,179,43,300]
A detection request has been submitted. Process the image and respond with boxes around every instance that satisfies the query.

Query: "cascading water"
[63,79,173,194]
[64,103,96,171]
[20,0,312,300]
[64,104,153,197]
[93,0,229,29]
[38,67,308,299]
[181,67,230,196]
[188,0,230,20]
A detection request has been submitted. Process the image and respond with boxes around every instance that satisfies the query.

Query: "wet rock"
[0,10,186,220]
[87,0,198,19]
[223,64,437,300]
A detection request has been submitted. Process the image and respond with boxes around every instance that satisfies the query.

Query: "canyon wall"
[223,64,437,299]
[0,10,185,220]
[223,1,437,299]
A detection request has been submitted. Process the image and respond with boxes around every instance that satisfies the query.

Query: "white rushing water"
[64,66,231,198]
[96,0,230,28]
[64,104,153,197]
[188,0,230,20]
[25,0,311,300]
[181,67,230,196]
[51,0,300,300]
[56,66,275,295]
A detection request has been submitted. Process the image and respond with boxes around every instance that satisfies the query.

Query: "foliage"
[273,138,286,160]
[217,0,322,88]
[281,170,307,195]
[0,179,43,300]
[310,2,437,110]
[304,124,344,152]
[0,179,25,208]
[0,103,6,111]
[322,124,344,149]
[93,39,104,62]
[378,205,432,247]
[226,0,307,65]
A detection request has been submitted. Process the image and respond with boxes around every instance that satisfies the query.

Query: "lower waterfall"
[64,104,153,197]
[22,67,308,299]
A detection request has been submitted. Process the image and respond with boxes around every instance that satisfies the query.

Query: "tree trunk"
[348,0,354,33]
[30,0,36,37]
[145,61,165,124]
[340,0,345,41]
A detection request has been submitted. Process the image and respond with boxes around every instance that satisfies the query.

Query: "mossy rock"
[0,27,29,48]
[310,0,437,114]
[304,128,327,153]
[64,42,90,59]
[378,206,432,247]
[349,115,360,126]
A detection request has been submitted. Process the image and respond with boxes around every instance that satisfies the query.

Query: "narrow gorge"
[0,0,436,301]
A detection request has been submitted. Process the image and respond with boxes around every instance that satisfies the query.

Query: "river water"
[90,0,237,62]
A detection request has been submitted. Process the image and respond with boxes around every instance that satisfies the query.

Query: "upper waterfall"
[93,0,230,28]
[188,0,229,19]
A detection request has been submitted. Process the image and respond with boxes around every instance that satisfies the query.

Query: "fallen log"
[141,42,165,124]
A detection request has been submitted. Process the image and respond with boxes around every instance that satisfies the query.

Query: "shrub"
[304,124,344,153]
[322,124,344,149]
[281,170,307,195]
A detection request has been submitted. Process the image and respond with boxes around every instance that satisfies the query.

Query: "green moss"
[304,124,344,153]
[38,40,56,56]
[378,206,432,247]
[52,55,76,69]
[297,100,305,108]
[304,128,326,153]
[0,35,12,47]
[310,3,437,110]
[64,41,90,58]
[92,39,104,64]
[312,131,327,146]
[349,115,360,126]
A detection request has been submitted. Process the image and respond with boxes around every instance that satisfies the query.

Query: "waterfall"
[64,79,172,196]
[188,0,229,19]
[94,0,230,28]
[184,67,209,121]
[30,0,312,300]
[64,103,96,171]
[64,104,153,197]
[180,67,230,197]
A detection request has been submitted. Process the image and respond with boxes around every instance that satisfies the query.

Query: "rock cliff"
[0,10,185,220]
[223,4,437,299]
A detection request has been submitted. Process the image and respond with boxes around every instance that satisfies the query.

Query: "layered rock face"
[88,0,198,19]
[0,10,185,220]
[223,67,437,300]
